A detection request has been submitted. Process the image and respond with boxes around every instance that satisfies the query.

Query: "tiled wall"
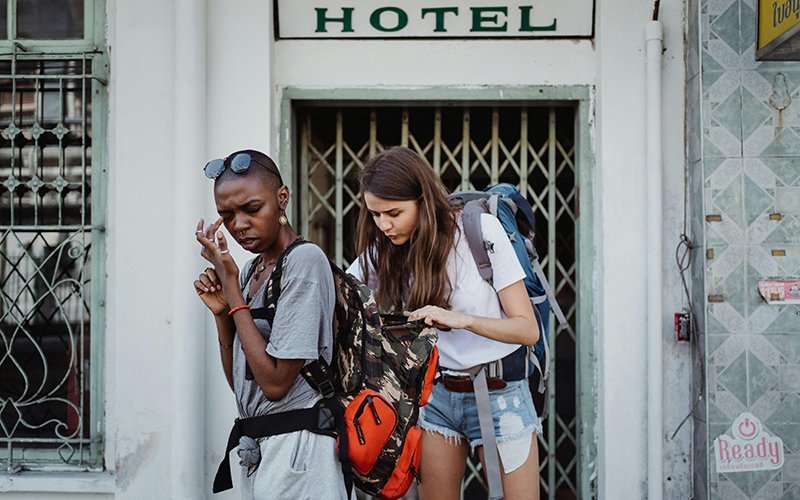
[695,0,800,497]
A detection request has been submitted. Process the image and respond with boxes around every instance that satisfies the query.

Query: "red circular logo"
[738,418,758,440]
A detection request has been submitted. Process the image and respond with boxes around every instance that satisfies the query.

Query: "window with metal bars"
[1,1,86,42]
[0,0,105,471]
[296,104,579,499]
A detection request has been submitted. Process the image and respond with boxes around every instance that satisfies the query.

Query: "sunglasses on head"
[203,152,283,183]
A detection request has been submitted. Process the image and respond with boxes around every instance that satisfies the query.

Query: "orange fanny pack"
[339,344,438,499]
[345,390,398,475]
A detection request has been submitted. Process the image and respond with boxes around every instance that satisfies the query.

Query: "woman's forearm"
[464,313,539,346]
[214,313,236,391]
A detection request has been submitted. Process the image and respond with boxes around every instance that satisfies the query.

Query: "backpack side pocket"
[345,389,398,476]
[418,345,439,407]
[378,426,422,500]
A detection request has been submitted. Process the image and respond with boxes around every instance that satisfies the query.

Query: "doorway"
[292,100,588,500]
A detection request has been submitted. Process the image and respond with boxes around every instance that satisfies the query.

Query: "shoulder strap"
[461,199,493,283]
[249,238,310,324]
[244,238,308,380]
[506,189,536,234]
[257,248,356,497]
[240,257,260,293]
[449,190,490,208]
[529,251,572,334]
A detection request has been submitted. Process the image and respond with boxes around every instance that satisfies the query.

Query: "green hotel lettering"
[314,5,557,33]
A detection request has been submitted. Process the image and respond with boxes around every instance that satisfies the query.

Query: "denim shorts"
[419,379,543,471]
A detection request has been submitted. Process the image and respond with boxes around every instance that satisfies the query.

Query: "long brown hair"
[355,146,457,311]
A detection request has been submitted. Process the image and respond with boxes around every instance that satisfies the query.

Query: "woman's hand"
[195,217,240,292]
[408,305,468,331]
[194,267,230,316]
[413,281,538,345]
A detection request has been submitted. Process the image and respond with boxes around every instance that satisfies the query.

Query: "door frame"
[278,85,597,499]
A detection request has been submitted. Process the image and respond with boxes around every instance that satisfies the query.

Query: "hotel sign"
[275,1,594,39]
[757,0,800,60]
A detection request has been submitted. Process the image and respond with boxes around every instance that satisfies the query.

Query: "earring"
[278,214,288,226]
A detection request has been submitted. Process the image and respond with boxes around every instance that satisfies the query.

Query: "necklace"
[250,236,302,283]
[252,256,277,282]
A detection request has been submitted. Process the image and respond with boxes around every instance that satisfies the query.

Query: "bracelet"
[218,338,233,350]
[227,304,251,316]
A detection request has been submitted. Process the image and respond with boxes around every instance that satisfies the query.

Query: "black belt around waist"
[212,401,339,493]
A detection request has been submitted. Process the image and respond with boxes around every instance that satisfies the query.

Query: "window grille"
[0,0,105,471]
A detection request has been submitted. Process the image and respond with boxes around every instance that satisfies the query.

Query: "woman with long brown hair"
[348,146,542,499]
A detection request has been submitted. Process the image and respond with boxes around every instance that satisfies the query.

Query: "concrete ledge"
[0,472,115,493]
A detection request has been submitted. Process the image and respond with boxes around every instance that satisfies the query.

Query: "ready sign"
[275,0,594,39]
[714,412,785,473]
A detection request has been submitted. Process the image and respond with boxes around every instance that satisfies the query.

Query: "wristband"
[227,304,251,316]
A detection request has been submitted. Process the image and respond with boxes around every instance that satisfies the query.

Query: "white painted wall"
[105,0,183,498]
[594,0,649,496]
[594,0,691,499]
[1,0,693,498]
[273,39,596,88]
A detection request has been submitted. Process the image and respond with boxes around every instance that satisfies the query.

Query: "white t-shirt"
[347,213,526,370]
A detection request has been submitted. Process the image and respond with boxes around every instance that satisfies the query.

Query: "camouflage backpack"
[252,239,439,499]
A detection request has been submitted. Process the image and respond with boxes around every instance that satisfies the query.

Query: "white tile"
[776,187,800,214]
[744,158,777,190]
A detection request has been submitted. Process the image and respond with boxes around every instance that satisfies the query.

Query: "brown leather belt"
[440,374,507,393]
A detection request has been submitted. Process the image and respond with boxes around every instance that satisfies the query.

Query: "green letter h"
[315,8,355,33]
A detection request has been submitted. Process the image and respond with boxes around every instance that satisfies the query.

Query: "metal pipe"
[645,19,664,500]
[171,0,206,498]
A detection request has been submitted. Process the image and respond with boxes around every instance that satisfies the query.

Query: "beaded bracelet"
[227,304,251,316]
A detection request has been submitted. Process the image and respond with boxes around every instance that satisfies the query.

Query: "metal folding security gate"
[0,53,106,470]
[296,104,579,499]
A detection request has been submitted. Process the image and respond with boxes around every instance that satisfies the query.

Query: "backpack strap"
[529,254,571,334]
[232,239,355,497]
[240,257,260,294]
[505,189,536,234]
[212,400,336,493]
[300,357,355,497]
[526,243,573,421]
[468,365,504,500]
[487,192,500,219]
[461,199,493,283]
[238,258,262,381]
[448,190,491,208]
[300,356,337,398]
[244,238,308,380]
[250,237,310,324]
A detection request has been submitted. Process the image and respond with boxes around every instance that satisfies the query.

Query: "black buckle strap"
[300,356,337,399]
[322,396,354,497]
[212,419,244,493]
[298,358,354,495]
[212,402,336,494]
